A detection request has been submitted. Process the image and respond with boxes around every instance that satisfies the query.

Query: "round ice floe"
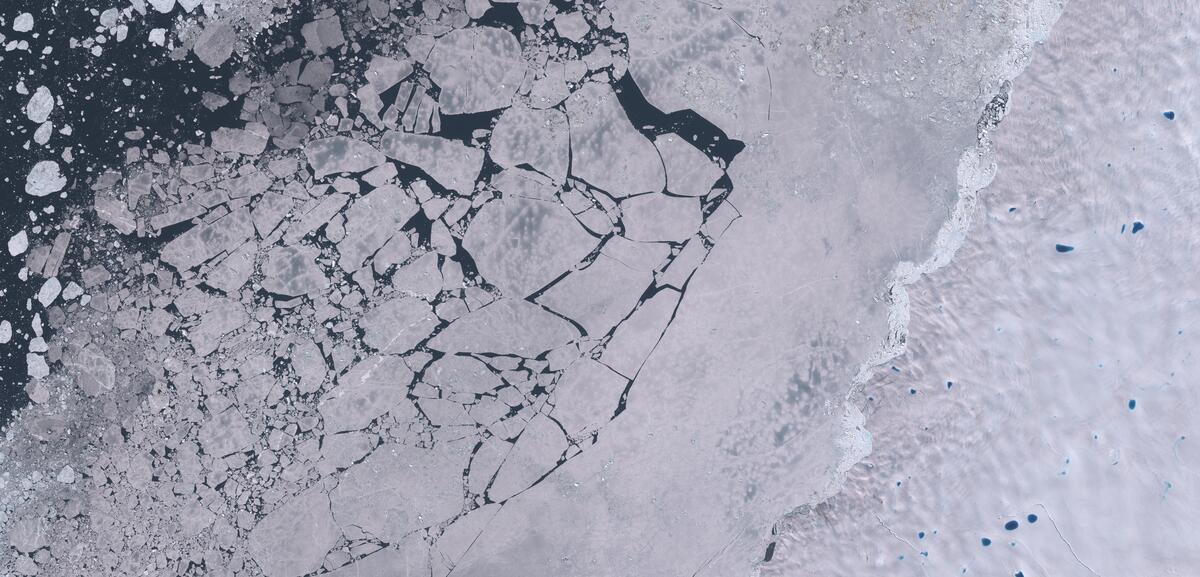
[25,161,67,197]
[192,23,235,67]
[26,86,53,123]
[37,277,62,307]
[99,8,120,29]
[13,13,34,33]
[27,353,49,379]
[8,230,28,256]
[149,0,176,13]
[57,466,76,484]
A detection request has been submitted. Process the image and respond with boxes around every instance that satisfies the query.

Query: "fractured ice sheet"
[490,103,570,183]
[304,136,386,180]
[463,194,596,298]
[260,245,327,297]
[380,131,484,194]
[566,80,666,197]
[9,2,1191,577]
[318,355,413,434]
[249,490,339,577]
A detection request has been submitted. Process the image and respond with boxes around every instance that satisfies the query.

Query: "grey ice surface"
[1,1,1195,577]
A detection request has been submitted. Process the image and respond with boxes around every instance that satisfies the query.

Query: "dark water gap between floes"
[0,0,325,426]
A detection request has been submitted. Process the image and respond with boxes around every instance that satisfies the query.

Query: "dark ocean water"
[0,0,265,424]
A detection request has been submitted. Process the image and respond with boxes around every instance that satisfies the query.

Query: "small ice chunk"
[42,232,71,278]
[72,344,115,396]
[250,192,292,238]
[13,13,34,33]
[192,22,235,67]
[260,245,328,296]
[62,281,84,301]
[466,0,491,18]
[148,28,167,46]
[299,58,334,87]
[33,121,53,145]
[211,123,270,155]
[7,230,28,256]
[553,11,589,43]
[0,321,11,344]
[25,160,67,197]
[204,241,257,294]
[99,8,120,28]
[26,377,49,404]
[149,0,175,13]
[304,136,385,179]
[37,277,61,307]
[81,264,112,287]
[365,55,413,93]
[26,86,53,123]
[301,16,345,54]
[337,184,417,272]
[188,300,250,357]
[56,465,76,484]
[290,338,327,394]
[8,517,47,553]
[27,353,49,379]
[283,194,349,244]
[94,195,137,235]
[380,131,484,194]
[198,407,254,457]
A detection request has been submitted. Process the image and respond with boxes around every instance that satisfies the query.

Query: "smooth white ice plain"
[762,1,1200,575]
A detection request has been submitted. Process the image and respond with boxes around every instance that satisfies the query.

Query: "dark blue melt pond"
[1164,110,1176,120]
[1005,520,1019,531]
[1027,514,1038,523]
[981,537,992,547]
[1129,399,1137,410]
[1056,244,1075,253]
[1132,221,1145,234]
